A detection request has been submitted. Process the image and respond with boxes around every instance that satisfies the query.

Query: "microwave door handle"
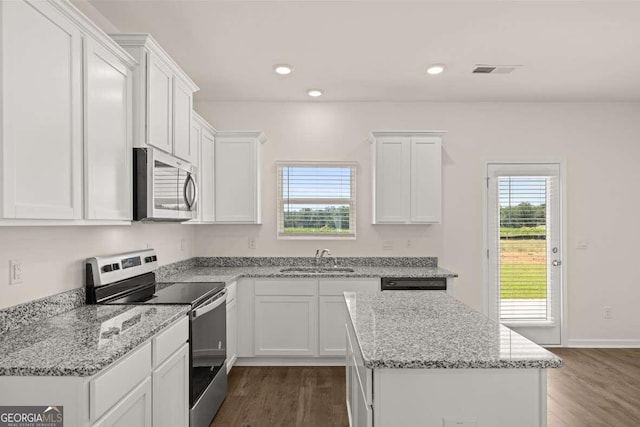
[190,174,198,210]
[191,290,227,319]
[183,173,193,210]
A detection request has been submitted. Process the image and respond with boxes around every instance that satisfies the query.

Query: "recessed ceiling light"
[427,64,446,75]
[273,64,294,75]
[307,89,323,97]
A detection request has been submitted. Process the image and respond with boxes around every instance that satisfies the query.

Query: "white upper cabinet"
[214,131,266,224]
[192,112,216,223]
[147,54,173,153]
[1,0,83,220]
[110,34,199,162]
[172,79,195,162]
[84,38,134,221]
[370,131,444,224]
[1,0,135,224]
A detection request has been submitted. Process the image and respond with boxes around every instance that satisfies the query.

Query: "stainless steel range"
[85,249,227,427]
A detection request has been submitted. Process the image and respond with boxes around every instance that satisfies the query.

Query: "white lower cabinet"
[346,320,373,427]
[226,281,238,372]
[239,278,378,360]
[152,344,189,427]
[0,316,189,427]
[93,377,152,427]
[254,279,317,356]
[319,279,379,356]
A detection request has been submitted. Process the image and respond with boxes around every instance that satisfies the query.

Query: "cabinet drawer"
[255,279,316,296]
[319,279,379,296]
[90,342,151,421]
[153,316,188,367]
[226,281,237,302]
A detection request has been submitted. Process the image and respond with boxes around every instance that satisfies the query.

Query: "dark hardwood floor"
[210,366,348,427]
[547,348,640,427]
[211,349,640,427]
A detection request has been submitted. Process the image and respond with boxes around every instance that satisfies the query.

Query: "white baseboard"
[567,339,640,348]
[235,357,345,366]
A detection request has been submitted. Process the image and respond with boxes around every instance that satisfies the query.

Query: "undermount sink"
[280,267,355,273]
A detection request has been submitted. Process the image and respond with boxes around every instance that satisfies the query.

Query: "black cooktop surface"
[145,282,225,306]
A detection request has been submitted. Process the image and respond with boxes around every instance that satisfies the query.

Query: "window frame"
[276,161,357,240]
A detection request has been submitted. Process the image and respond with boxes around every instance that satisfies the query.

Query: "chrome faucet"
[315,249,332,267]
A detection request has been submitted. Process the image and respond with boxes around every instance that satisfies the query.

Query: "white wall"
[0,224,196,309]
[194,101,640,342]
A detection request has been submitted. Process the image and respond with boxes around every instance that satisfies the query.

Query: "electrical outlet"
[382,241,393,251]
[604,306,613,319]
[576,240,589,250]
[180,238,186,252]
[443,418,477,427]
[9,260,23,285]
[248,237,256,249]
[406,239,412,248]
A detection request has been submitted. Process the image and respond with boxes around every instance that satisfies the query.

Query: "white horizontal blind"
[277,162,356,238]
[496,176,550,321]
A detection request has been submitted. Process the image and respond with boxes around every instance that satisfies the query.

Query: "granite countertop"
[0,305,189,377]
[159,266,458,285]
[344,291,562,369]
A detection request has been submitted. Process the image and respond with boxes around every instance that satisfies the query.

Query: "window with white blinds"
[277,162,356,239]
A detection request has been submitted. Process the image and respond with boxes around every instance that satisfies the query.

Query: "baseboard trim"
[235,357,345,366]
[567,339,640,348]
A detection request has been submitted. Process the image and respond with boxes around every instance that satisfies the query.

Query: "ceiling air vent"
[472,64,521,74]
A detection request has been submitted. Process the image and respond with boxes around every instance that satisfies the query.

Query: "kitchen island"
[344,291,562,427]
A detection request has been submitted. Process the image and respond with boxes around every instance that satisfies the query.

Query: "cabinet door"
[254,295,317,356]
[189,122,202,221]
[200,128,215,222]
[152,345,189,427]
[410,137,441,223]
[374,138,410,223]
[146,53,173,153]
[226,298,238,373]
[84,38,132,220]
[215,138,259,223]
[1,0,83,219]
[172,78,194,161]
[319,296,348,356]
[93,377,152,427]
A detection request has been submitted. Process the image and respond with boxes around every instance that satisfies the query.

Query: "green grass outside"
[500,226,546,237]
[500,228,547,299]
[500,263,547,299]
[284,227,350,234]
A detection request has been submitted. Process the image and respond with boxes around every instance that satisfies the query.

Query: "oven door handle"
[191,290,227,319]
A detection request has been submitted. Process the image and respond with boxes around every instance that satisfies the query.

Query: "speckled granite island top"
[0,305,188,377]
[345,291,562,369]
[159,266,457,285]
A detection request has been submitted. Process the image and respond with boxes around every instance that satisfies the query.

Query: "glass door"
[486,162,563,345]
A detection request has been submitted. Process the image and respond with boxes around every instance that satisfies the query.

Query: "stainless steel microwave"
[133,148,198,222]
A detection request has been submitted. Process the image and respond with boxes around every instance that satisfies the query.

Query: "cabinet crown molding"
[109,33,199,92]
[368,130,447,143]
[216,131,267,144]
[49,0,137,67]
[192,111,217,134]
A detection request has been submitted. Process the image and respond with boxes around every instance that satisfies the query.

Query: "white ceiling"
[89,0,640,102]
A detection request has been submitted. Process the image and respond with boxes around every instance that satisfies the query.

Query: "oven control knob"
[102,265,113,273]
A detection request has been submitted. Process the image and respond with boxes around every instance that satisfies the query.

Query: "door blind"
[489,171,558,323]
